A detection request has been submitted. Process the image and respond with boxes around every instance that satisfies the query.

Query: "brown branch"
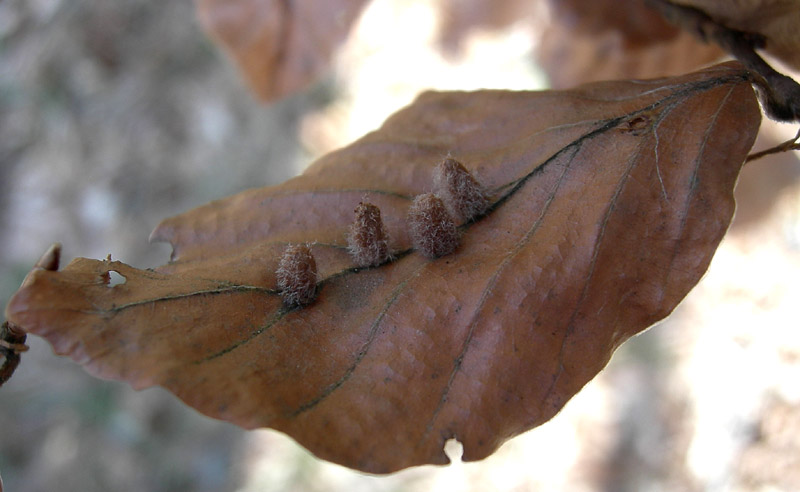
[1,321,28,388]
[746,127,800,163]
[0,243,60,387]
[645,0,800,122]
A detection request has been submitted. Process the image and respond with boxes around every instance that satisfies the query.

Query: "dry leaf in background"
[536,0,800,222]
[5,63,760,473]
[196,0,369,101]
[538,0,725,88]
[643,0,800,121]
[673,0,800,70]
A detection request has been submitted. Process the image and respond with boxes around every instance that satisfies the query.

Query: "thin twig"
[0,339,29,353]
[1,321,28,388]
[746,127,800,163]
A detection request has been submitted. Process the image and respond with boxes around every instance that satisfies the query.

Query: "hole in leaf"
[443,437,464,464]
[107,271,126,287]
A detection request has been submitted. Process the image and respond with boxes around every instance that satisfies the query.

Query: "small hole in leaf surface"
[107,271,126,287]
[444,438,464,464]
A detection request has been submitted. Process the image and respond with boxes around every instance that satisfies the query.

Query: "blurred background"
[1,0,799,491]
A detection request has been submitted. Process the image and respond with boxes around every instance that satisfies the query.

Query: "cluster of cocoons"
[276,157,489,307]
[410,157,488,258]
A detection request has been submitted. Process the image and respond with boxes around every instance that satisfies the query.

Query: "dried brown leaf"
[539,0,725,88]
[196,0,369,101]
[5,63,760,473]
[674,0,800,70]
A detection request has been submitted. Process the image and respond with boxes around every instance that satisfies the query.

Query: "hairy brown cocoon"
[433,157,489,222]
[276,244,318,307]
[347,202,390,267]
[407,193,460,258]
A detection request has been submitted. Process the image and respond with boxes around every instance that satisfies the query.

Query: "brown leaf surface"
[5,63,760,473]
[196,0,369,101]
[539,0,725,88]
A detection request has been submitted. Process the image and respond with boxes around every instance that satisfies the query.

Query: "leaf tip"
[34,242,61,272]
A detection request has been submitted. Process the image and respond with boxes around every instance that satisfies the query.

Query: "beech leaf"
[196,0,369,101]
[674,0,800,71]
[539,0,725,88]
[5,63,760,473]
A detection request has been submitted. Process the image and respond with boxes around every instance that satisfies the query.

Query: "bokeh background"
[1,1,799,491]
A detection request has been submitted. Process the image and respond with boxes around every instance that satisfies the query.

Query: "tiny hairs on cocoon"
[348,202,390,267]
[276,244,318,307]
[407,193,459,258]
[433,157,489,223]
